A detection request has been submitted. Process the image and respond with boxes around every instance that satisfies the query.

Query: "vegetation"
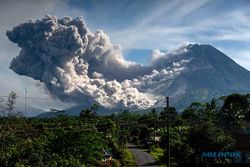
[121,149,135,166]
[0,92,249,166]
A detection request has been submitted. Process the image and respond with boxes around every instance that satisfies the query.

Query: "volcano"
[160,44,250,109]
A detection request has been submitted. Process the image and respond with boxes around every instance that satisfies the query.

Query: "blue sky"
[66,0,250,67]
[0,0,250,111]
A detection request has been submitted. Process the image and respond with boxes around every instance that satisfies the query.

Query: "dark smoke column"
[7,15,159,110]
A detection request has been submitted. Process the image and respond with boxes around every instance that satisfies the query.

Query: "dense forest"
[0,92,250,166]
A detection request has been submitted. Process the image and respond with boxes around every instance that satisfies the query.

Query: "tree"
[139,127,151,146]
[0,98,4,116]
[182,102,204,123]
[149,108,158,141]
[221,94,248,129]
[160,127,193,165]
[160,107,178,126]
[80,103,99,118]
[5,92,20,117]
[242,94,250,122]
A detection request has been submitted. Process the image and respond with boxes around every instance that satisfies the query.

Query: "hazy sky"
[1,0,250,111]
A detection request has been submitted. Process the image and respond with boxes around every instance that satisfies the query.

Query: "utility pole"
[25,87,27,116]
[165,96,170,167]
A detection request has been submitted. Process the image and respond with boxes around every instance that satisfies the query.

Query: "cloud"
[150,43,189,62]
[151,49,166,62]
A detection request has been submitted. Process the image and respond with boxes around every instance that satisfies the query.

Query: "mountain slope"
[164,44,250,109]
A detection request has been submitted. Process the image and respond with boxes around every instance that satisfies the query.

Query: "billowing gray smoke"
[7,15,191,109]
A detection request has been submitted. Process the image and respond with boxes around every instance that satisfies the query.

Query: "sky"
[1,0,250,111]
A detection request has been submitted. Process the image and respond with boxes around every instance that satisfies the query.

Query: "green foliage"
[138,127,151,145]
[159,126,193,164]
[188,121,234,151]
[0,93,249,166]
[80,103,99,118]
[150,147,164,161]
[121,149,135,166]
[221,94,249,129]
[0,115,110,166]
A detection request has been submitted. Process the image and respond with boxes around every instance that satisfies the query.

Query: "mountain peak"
[183,44,227,61]
[186,43,215,50]
[164,44,250,110]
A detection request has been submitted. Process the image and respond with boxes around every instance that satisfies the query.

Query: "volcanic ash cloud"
[7,15,190,110]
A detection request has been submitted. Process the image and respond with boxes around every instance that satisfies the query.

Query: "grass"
[123,149,136,166]
[149,147,167,167]
[150,147,164,160]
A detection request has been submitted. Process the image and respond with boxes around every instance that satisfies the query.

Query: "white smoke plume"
[7,15,191,110]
